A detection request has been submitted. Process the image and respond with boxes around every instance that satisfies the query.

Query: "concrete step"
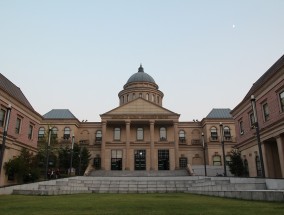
[187,190,284,202]
[89,170,189,177]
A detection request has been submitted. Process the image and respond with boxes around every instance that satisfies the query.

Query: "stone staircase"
[2,172,283,201]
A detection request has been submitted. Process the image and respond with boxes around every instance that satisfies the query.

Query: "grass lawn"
[0,193,283,215]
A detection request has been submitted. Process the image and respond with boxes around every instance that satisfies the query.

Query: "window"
[262,103,269,121]
[157,96,159,104]
[139,93,142,98]
[63,127,71,140]
[114,128,121,140]
[28,124,33,140]
[179,157,188,169]
[0,109,5,127]
[223,126,231,141]
[137,128,143,141]
[213,155,221,166]
[146,94,149,100]
[255,156,262,177]
[160,127,167,141]
[15,118,21,134]
[249,113,255,128]
[152,94,155,102]
[133,93,136,100]
[126,94,129,102]
[210,127,218,140]
[96,130,102,141]
[239,120,244,135]
[225,155,231,165]
[122,96,124,104]
[51,127,58,139]
[244,159,249,177]
[179,130,186,143]
[38,127,45,140]
[280,91,284,112]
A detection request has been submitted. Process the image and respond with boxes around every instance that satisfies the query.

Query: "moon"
[232,24,235,28]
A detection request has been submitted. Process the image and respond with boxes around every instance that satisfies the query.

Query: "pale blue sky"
[0,0,283,121]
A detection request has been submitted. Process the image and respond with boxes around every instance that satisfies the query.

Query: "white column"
[125,121,130,170]
[174,122,179,170]
[276,136,284,178]
[150,120,155,170]
[101,121,107,170]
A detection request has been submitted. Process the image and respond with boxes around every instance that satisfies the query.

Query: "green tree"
[228,149,245,177]
[4,148,40,183]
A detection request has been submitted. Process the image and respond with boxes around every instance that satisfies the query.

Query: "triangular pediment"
[101,98,179,116]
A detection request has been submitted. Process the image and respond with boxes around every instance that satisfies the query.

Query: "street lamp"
[45,127,52,180]
[0,104,12,175]
[70,134,75,175]
[250,95,265,178]
[219,123,227,177]
[201,132,207,176]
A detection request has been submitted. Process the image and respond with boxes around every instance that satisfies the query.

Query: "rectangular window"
[0,109,5,127]
[279,91,284,112]
[249,112,255,128]
[239,120,244,135]
[137,128,143,141]
[28,124,33,140]
[114,128,121,140]
[262,103,269,121]
[15,118,21,134]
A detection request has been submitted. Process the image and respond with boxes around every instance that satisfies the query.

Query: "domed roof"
[126,65,156,84]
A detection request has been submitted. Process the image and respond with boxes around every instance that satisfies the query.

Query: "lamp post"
[219,123,227,177]
[201,132,207,176]
[45,127,52,180]
[70,134,75,175]
[0,104,12,175]
[250,95,265,178]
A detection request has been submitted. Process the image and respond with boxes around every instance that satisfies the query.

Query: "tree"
[4,148,40,183]
[228,149,245,177]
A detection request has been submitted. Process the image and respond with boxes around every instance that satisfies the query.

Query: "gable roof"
[101,98,180,116]
[206,108,232,119]
[0,73,34,110]
[43,109,77,119]
[243,55,284,102]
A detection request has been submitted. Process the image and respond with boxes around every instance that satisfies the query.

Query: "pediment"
[101,98,179,116]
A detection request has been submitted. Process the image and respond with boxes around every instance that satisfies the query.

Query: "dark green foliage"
[4,148,40,183]
[228,149,245,177]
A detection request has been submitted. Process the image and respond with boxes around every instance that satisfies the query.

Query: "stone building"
[231,55,284,178]
[0,73,42,185]
[40,65,237,174]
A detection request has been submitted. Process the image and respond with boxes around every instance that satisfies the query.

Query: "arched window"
[179,130,185,143]
[224,126,231,140]
[225,155,231,165]
[133,93,136,100]
[255,156,262,177]
[38,127,45,140]
[114,128,121,140]
[157,96,160,104]
[64,127,71,140]
[160,127,167,141]
[96,130,102,141]
[213,155,221,166]
[152,94,155,102]
[0,109,5,127]
[137,128,143,141]
[146,94,149,100]
[210,127,218,141]
[139,93,142,98]
[51,127,58,139]
[126,94,129,102]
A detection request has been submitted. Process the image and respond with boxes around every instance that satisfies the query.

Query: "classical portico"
[100,98,180,171]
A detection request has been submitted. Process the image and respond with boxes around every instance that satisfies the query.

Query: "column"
[261,142,268,178]
[125,120,131,170]
[150,120,155,170]
[101,121,107,170]
[174,122,179,170]
[276,136,284,178]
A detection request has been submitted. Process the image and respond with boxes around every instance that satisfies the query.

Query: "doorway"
[111,150,123,170]
[134,150,146,170]
[158,150,169,170]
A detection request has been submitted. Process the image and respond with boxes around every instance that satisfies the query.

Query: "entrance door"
[134,150,146,170]
[158,150,169,170]
[111,150,123,170]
